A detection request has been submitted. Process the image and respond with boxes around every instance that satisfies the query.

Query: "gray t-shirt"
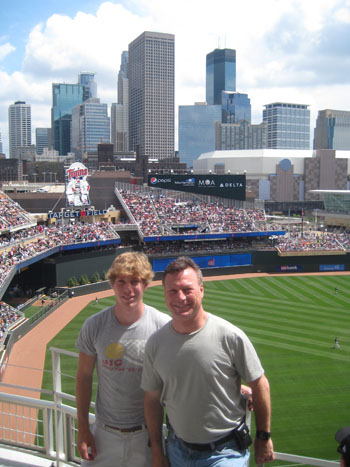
[141,313,264,443]
[76,304,170,427]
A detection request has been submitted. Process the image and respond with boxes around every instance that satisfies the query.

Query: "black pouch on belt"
[233,422,252,450]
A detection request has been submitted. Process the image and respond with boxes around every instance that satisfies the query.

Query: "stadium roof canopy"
[309,190,350,214]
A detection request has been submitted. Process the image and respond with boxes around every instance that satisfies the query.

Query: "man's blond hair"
[107,252,154,285]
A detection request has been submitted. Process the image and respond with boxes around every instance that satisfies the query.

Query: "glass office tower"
[78,72,97,100]
[263,102,310,149]
[206,49,236,105]
[35,128,51,155]
[179,103,221,168]
[71,98,110,160]
[52,83,85,155]
[221,91,251,123]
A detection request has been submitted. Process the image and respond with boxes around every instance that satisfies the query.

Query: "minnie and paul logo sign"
[65,162,91,207]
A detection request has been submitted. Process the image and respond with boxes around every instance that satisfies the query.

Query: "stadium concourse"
[1,186,350,349]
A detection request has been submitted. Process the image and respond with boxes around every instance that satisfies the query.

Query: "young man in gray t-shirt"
[76,252,169,467]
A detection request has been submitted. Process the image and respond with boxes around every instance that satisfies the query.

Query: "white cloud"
[0,0,350,156]
[0,43,16,62]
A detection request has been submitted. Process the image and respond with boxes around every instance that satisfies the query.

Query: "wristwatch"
[256,430,271,440]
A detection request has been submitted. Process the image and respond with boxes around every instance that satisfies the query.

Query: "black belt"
[181,430,237,451]
[104,424,145,433]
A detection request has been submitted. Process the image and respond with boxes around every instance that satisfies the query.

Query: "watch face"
[257,431,271,440]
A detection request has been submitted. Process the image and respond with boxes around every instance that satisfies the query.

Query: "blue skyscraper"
[78,72,97,100]
[35,128,51,155]
[221,91,251,123]
[52,83,85,155]
[71,98,110,160]
[179,103,222,168]
[206,49,236,105]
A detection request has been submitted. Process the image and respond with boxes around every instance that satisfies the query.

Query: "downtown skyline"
[0,0,350,157]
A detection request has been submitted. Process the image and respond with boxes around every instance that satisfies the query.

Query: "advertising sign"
[277,265,302,272]
[65,162,90,207]
[320,264,345,272]
[148,174,246,201]
[48,209,107,219]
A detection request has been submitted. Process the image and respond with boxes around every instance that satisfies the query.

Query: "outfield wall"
[49,249,350,284]
[149,250,350,276]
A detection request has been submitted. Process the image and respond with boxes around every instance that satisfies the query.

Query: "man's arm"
[248,374,275,465]
[76,351,97,461]
[144,390,169,467]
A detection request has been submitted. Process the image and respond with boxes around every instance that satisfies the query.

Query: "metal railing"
[0,347,339,467]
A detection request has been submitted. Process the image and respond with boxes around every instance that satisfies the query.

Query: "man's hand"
[254,438,275,465]
[77,428,97,461]
[241,384,253,411]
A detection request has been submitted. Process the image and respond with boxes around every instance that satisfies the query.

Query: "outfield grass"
[43,274,350,464]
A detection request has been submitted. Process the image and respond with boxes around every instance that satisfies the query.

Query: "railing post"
[51,348,65,466]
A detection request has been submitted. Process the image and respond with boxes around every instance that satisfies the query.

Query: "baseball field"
[41,273,350,465]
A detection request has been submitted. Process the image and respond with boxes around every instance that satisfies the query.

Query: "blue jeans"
[166,427,250,467]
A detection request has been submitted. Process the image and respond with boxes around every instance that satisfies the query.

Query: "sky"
[0,0,350,156]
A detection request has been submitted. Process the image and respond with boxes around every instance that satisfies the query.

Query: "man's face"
[163,267,204,326]
[112,275,146,311]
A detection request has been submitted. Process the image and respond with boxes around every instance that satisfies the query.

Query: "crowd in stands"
[118,189,268,236]
[0,192,32,232]
[277,230,350,252]
[142,238,273,255]
[0,301,22,340]
[0,221,120,289]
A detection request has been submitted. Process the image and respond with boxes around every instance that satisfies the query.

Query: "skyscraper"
[0,130,3,154]
[206,49,236,105]
[179,103,221,168]
[71,98,110,160]
[221,91,251,123]
[8,101,31,159]
[216,120,267,150]
[111,52,129,151]
[263,102,310,149]
[36,128,52,155]
[314,109,350,150]
[51,83,85,155]
[128,31,175,159]
[78,72,97,100]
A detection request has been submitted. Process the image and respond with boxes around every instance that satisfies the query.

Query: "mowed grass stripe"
[249,336,349,361]
[214,308,349,341]
[202,294,350,327]
[290,276,350,308]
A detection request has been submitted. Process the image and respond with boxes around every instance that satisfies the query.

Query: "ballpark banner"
[277,265,302,272]
[320,264,345,271]
[152,254,252,272]
[65,162,90,207]
[148,174,246,201]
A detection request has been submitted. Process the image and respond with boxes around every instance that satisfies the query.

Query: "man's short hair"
[162,256,203,286]
[107,252,154,286]
[336,427,350,467]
